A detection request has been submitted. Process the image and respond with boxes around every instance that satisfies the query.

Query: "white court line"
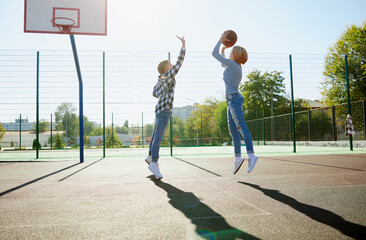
[0,213,271,229]
[189,212,270,220]
[198,177,271,215]
[173,157,271,215]
[280,184,366,190]
[173,157,272,215]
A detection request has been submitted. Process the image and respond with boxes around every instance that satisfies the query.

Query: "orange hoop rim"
[51,17,75,34]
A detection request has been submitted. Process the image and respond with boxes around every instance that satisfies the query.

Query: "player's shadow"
[239,181,366,240]
[148,176,260,240]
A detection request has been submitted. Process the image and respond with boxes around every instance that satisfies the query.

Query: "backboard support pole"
[69,34,84,163]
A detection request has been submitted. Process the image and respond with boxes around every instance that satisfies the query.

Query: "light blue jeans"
[227,93,254,156]
[149,109,172,162]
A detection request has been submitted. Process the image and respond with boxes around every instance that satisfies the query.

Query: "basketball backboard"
[24,0,107,35]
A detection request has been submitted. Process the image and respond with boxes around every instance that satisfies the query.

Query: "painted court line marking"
[189,212,270,220]
[198,177,271,215]
[0,212,270,229]
[280,184,366,190]
[173,157,271,215]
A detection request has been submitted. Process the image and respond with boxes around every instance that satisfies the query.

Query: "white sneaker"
[233,158,245,174]
[148,162,163,179]
[248,157,258,173]
[145,155,152,165]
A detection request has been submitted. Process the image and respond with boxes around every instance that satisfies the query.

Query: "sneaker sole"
[248,157,258,173]
[148,166,163,179]
[233,158,245,175]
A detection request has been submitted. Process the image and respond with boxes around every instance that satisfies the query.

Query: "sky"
[0,0,366,125]
[1,0,365,52]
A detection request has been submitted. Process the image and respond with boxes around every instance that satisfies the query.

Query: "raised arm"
[164,36,186,82]
[219,46,229,68]
[212,31,236,68]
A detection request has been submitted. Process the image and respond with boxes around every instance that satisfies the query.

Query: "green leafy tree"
[322,21,366,106]
[184,117,196,140]
[33,120,49,133]
[115,125,129,134]
[172,117,186,140]
[115,120,129,134]
[32,139,41,150]
[144,124,154,137]
[83,116,95,137]
[214,101,231,143]
[240,70,286,119]
[106,126,121,148]
[0,123,6,142]
[295,110,333,141]
[90,126,103,136]
[54,133,64,149]
[55,103,79,139]
[322,21,366,135]
[184,98,220,145]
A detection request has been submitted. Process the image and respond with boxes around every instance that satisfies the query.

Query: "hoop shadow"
[238,181,366,239]
[0,163,80,197]
[148,176,260,240]
[173,157,221,177]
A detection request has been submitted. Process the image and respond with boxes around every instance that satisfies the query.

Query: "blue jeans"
[149,109,172,162]
[227,93,254,156]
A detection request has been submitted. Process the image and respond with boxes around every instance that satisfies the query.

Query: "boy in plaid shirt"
[146,36,186,179]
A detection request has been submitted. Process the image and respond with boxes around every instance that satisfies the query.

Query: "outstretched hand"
[176,35,186,48]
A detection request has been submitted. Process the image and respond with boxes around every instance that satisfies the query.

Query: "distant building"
[173,105,195,121]
[308,100,324,109]
[1,117,56,131]
[1,117,34,131]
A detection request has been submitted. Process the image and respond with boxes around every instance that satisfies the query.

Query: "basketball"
[223,30,237,47]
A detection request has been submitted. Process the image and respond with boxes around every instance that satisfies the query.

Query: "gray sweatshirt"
[212,40,242,95]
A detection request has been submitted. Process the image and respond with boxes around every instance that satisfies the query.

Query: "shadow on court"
[173,157,222,177]
[0,158,104,197]
[0,163,80,197]
[148,176,260,240]
[239,181,366,240]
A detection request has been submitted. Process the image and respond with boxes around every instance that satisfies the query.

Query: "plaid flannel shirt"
[345,114,355,137]
[153,48,186,114]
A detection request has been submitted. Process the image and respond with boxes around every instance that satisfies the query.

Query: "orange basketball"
[223,30,237,47]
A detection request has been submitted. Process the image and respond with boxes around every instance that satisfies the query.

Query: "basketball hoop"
[51,17,75,34]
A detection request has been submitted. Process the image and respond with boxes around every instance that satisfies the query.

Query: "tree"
[295,110,332,141]
[83,116,95,137]
[115,120,129,134]
[33,120,49,133]
[115,125,129,134]
[0,123,5,142]
[106,126,121,148]
[214,101,231,143]
[322,21,366,106]
[55,103,79,139]
[184,98,221,146]
[144,124,154,137]
[32,139,41,150]
[54,133,64,149]
[90,126,103,136]
[240,70,286,119]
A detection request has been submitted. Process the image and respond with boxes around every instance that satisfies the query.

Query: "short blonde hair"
[157,60,170,74]
[232,46,248,65]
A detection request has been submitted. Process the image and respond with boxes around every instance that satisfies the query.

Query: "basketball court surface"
[0,1,364,239]
[1,146,365,239]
